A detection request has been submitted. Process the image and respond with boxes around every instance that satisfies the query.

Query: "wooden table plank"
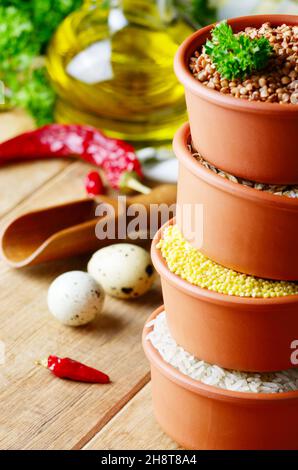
[0,161,94,227]
[0,282,161,449]
[0,109,35,143]
[0,257,162,449]
[0,161,163,449]
[84,383,180,450]
[0,160,71,218]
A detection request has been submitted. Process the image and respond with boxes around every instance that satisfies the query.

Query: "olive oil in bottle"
[46,0,193,144]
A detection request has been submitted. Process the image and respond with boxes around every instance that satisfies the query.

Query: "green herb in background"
[0,1,82,125]
[176,0,217,27]
[9,68,56,126]
[0,0,215,124]
[0,6,39,74]
[190,0,216,26]
[205,21,273,80]
[1,0,83,49]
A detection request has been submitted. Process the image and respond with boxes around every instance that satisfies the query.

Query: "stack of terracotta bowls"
[143,15,298,449]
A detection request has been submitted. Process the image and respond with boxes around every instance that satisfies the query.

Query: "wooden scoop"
[0,184,176,268]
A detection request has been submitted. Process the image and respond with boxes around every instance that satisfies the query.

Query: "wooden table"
[0,111,179,450]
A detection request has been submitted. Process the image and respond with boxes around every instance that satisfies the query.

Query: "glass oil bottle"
[46,0,194,144]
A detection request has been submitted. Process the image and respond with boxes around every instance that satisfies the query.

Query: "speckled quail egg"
[87,244,155,299]
[47,271,105,326]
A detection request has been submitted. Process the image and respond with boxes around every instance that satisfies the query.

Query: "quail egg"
[88,244,155,299]
[47,271,105,326]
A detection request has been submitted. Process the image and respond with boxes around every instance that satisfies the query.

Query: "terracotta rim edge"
[143,306,298,402]
[174,15,298,115]
[173,123,298,209]
[151,218,298,307]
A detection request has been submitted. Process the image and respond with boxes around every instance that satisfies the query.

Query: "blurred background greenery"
[1,0,297,128]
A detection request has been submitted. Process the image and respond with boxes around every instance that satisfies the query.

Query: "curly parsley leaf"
[205,21,273,80]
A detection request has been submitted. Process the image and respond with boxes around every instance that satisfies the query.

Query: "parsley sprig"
[205,21,273,80]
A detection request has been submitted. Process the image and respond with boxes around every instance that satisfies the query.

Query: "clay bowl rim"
[143,306,298,403]
[174,14,298,116]
[151,218,298,308]
[174,122,298,209]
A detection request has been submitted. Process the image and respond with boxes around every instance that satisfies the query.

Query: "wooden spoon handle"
[127,184,177,209]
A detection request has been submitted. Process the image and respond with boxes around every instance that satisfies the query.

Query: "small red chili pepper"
[36,355,110,384]
[0,124,150,194]
[85,171,105,196]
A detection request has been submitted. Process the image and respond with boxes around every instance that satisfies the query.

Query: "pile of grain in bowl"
[157,225,298,298]
[190,145,298,199]
[189,22,298,104]
[147,311,298,393]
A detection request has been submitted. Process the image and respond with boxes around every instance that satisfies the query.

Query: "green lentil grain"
[157,225,298,298]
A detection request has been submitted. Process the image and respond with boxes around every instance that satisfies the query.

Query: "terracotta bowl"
[174,122,298,281]
[143,307,298,450]
[174,15,298,185]
[151,220,298,372]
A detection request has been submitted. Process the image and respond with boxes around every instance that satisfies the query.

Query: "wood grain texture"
[0,162,93,228]
[0,160,71,218]
[0,109,35,143]
[0,113,164,450]
[84,384,179,450]
[0,258,161,449]
[0,156,162,450]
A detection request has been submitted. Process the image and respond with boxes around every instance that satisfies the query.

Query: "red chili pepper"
[0,124,150,194]
[85,171,105,196]
[36,355,110,384]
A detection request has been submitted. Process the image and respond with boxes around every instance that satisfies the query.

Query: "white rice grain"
[146,311,298,394]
